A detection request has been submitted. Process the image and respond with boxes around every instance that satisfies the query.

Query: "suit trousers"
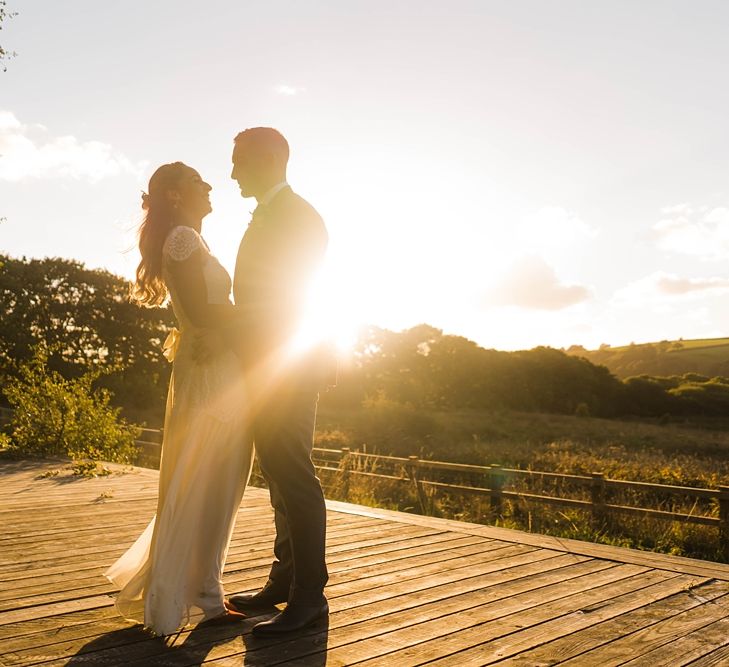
[252,386,328,604]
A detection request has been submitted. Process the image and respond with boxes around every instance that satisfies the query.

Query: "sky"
[2,1,729,351]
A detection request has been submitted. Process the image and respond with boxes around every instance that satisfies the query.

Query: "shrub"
[354,395,439,456]
[574,402,590,418]
[2,344,140,462]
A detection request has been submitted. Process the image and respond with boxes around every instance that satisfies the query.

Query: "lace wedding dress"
[105,225,253,635]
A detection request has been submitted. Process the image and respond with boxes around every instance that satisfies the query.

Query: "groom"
[227,128,330,635]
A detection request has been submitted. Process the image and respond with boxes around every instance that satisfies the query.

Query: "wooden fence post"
[407,456,428,515]
[591,472,606,526]
[339,447,351,500]
[719,486,729,562]
[489,465,504,518]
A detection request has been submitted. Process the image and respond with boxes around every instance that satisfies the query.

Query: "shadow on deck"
[1,459,729,666]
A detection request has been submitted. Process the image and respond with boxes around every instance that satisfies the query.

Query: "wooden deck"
[2,460,729,666]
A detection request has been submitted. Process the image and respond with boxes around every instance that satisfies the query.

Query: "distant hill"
[565,337,729,379]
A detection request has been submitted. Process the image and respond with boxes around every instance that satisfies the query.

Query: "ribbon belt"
[162,327,181,362]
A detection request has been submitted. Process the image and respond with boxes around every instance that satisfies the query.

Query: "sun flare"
[289,262,362,356]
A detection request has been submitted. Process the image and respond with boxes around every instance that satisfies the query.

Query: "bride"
[105,162,253,635]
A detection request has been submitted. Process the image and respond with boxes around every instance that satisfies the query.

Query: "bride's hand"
[192,329,226,363]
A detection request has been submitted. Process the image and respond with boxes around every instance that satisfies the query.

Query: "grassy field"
[572,335,729,379]
[609,336,729,352]
[315,402,729,562]
[671,341,729,361]
[317,402,729,482]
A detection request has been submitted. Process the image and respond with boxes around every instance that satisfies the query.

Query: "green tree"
[3,344,140,462]
[622,376,675,416]
[0,1,17,72]
[670,376,729,416]
[350,324,442,406]
[0,254,176,424]
[427,335,504,408]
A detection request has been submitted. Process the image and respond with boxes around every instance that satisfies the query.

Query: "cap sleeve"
[163,226,204,262]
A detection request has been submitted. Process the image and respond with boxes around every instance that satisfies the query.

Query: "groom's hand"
[192,329,226,364]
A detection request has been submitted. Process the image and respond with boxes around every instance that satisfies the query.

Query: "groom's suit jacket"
[233,186,330,388]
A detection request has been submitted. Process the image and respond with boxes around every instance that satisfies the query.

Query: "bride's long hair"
[131,162,187,307]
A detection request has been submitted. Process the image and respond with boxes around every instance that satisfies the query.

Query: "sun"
[288,261,362,356]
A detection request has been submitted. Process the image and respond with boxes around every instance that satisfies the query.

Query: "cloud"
[656,273,729,295]
[615,271,729,304]
[273,84,306,96]
[0,110,22,132]
[0,110,144,183]
[652,204,729,260]
[485,255,592,310]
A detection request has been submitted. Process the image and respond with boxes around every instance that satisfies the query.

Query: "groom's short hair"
[234,127,290,163]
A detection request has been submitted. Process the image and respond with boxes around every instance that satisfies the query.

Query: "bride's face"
[174,168,212,222]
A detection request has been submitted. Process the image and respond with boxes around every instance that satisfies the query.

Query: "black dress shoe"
[251,599,329,636]
[227,581,289,611]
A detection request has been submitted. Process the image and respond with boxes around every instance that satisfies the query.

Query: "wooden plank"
[1,517,155,545]
[0,510,369,571]
[0,481,160,498]
[0,523,444,612]
[502,579,729,665]
[0,494,156,515]
[1,533,483,599]
[228,540,509,612]
[0,605,120,644]
[619,616,729,666]
[690,644,729,666]
[0,481,264,506]
[325,498,729,580]
[0,595,114,627]
[0,496,267,532]
[0,536,487,653]
[419,574,706,666]
[224,529,469,582]
[305,526,445,560]
[324,544,547,600]
[196,560,635,667]
[0,482,260,515]
[2,460,729,664]
[321,572,685,667]
[0,518,417,576]
[0,531,452,624]
[8,462,729,579]
[22,553,595,665]
[1,532,465,646]
[0,525,394,582]
[0,583,118,614]
[0,527,445,622]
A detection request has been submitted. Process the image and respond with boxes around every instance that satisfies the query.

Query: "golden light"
[288,261,362,356]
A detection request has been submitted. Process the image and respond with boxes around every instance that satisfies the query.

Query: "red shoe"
[223,600,247,619]
[203,601,247,625]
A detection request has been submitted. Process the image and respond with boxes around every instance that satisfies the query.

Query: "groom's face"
[231,145,261,199]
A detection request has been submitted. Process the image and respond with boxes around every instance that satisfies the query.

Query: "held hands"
[192,329,227,364]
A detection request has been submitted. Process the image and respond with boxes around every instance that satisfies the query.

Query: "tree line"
[332,324,729,419]
[3,254,729,425]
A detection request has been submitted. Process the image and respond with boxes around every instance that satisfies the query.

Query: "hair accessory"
[141,191,151,211]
